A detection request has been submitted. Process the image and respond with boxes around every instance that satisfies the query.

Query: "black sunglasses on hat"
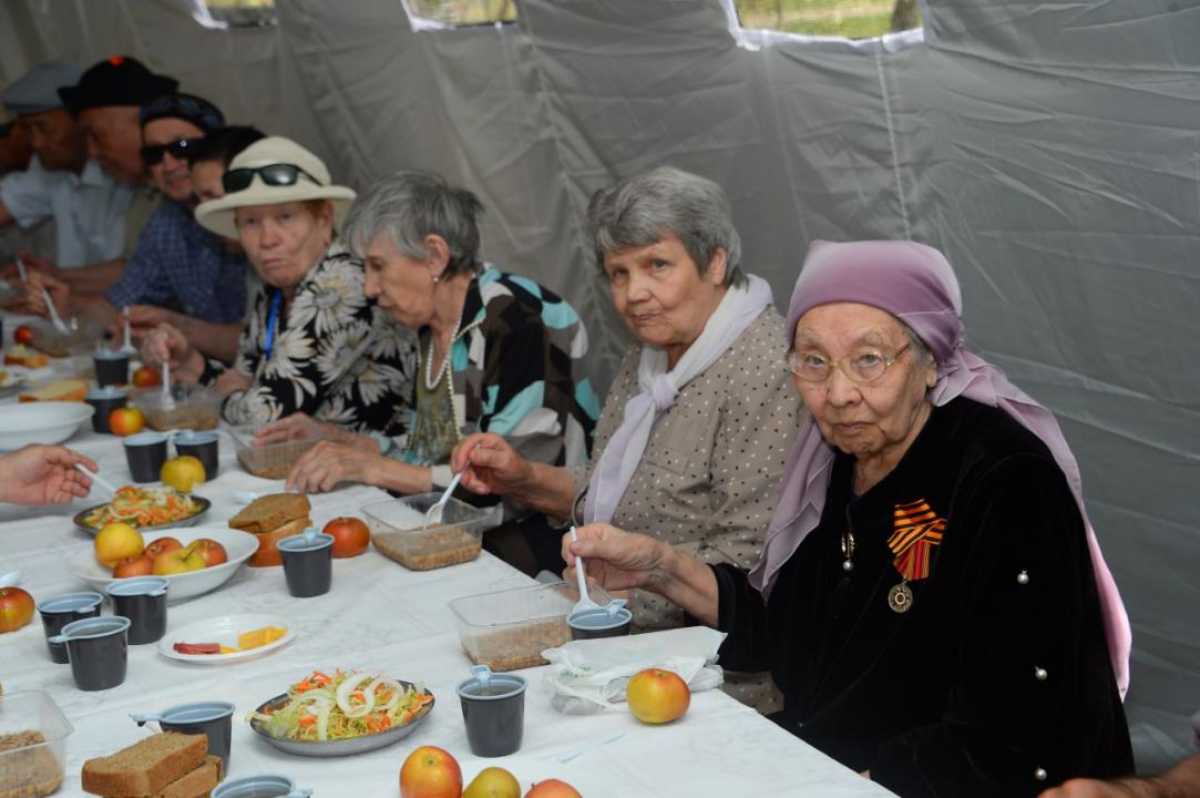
[140,136,204,166]
[222,163,324,194]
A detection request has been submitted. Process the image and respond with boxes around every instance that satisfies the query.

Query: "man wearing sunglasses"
[0,62,135,275]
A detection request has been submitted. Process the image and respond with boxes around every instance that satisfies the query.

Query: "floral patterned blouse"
[207,242,417,432]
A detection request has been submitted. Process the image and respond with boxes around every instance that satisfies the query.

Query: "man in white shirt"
[0,62,134,268]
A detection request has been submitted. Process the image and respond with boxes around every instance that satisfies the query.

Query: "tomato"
[322,516,371,558]
[13,325,34,346]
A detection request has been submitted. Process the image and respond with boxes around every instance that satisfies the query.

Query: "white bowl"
[0,401,94,450]
[70,527,258,603]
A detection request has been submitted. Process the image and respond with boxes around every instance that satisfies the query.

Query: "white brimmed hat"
[194,136,356,239]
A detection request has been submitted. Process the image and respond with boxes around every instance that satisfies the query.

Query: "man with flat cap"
[0,62,134,269]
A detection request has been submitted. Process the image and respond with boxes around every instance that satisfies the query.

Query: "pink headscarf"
[747,240,1131,697]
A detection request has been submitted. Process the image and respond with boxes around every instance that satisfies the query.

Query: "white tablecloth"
[0,403,893,797]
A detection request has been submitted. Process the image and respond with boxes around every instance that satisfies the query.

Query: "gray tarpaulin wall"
[2,0,1197,770]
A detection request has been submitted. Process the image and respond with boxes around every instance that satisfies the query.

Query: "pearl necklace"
[424,317,461,391]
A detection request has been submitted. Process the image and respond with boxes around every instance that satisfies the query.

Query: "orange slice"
[236,625,287,650]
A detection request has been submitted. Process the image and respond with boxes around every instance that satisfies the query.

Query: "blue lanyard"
[263,289,282,362]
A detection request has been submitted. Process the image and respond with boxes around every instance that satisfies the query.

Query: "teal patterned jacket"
[388,268,600,489]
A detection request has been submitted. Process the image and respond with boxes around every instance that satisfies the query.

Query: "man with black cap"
[0,62,135,269]
[31,88,248,361]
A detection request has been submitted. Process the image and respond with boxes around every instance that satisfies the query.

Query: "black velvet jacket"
[714,397,1132,796]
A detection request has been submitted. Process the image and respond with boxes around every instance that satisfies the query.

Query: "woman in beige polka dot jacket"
[454,166,805,711]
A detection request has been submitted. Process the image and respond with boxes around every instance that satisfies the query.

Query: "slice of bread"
[157,754,222,798]
[4,344,49,369]
[81,732,207,797]
[228,493,310,535]
[249,516,311,567]
[18,378,88,403]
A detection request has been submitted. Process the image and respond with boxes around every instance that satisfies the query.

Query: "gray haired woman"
[258,171,599,529]
[453,165,806,712]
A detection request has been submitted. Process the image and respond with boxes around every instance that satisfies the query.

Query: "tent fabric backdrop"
[1,0,1197,770]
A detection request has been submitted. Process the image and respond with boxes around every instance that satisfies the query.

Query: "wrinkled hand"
[23,270,71,319]
[0,445,97,506]
[214,368,252,396]
[285,441,383,493]
[562,523,667,592]
[255,412,363,448]
[124,305,180,341]
[1039,779,1155,798]
[140,323,191,369]
[450,433,531,497]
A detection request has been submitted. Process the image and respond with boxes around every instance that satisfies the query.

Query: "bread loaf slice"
[228,493,310,535]
[81,732,206,797]
[18,378,87,403]
[157,754,222,798]
[3,344,49,368]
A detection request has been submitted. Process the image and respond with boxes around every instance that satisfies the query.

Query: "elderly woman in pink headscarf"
[563,241,1134,796]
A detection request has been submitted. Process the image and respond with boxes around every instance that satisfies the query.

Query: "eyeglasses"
[785,342,911,385]
[222,163,324,194]
[140,137,204,166]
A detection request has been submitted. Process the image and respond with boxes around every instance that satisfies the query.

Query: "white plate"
[0,401,93,450]
[158,613,295,664]
[0,366,29,398]
[69,526,258,603]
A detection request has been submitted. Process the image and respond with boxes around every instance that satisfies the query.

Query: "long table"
[0,402,893,796]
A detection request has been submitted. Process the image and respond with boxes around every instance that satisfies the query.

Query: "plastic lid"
[93,348,130,360]
[123,431,168,446]
[86,386,128,400]
[57,615,130,640]
[277,532,333,553]
[567,605,633,631]
[213,775,309,798]
[162,701,235,723]
[174,430,218,445]
[457,665,527,700]
[106,577,168,597]
[38,591,104,614]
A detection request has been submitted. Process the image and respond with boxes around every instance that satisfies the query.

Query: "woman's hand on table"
[451,433,533,496]
[214,367,252,396]
[141,323,205,382]
[256,412,371,450]
[285,441,383,493]
[0,445,97,506]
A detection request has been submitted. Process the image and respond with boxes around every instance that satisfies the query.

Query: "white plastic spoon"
[424,470,465,524]
[568,526,602,615]
[15,256,28,283]
[74,463,119,497]
[121,307,135,353]
[41,286,70,334]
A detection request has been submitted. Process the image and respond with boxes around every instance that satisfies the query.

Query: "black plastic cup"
[212,775,310,798]
[123,431,168,483]
[277,533,333,598]
[567,604,634,640]
[457,666,526,757]
[85,386,129,434]
[49,616,130,691]
[37,592,103,664]
[106,577,168,645]
[94,349,131,387]
[133,701,235,772]
[173,430,220,478]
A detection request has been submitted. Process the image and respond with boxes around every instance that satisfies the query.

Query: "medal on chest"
[885,498,945,613]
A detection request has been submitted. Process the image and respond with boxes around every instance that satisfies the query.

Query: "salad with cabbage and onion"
[251,669,434,742]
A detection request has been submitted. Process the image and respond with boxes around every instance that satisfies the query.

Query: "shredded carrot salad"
[83,486,200,529]
[252,670,434,742]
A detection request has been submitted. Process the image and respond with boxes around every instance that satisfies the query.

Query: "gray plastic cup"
[106,577,168,645]
[567,604,633,640]
[277,533,333,598]
[123,431,168,483]
[48,616,131,691]
[37,591,103,663]
[85,386,129,434]
[457,665,526,757]
[173,430,220,478]
[211,775,311,798]
[132,701,235,772]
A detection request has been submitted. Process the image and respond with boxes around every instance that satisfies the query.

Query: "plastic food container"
[130,385,221,431]
[229,425,326,480]
[448,581,613,672]
[0,690,72,798]
[363,494,495,571]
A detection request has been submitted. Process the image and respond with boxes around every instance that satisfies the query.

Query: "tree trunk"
[890,0,920,31]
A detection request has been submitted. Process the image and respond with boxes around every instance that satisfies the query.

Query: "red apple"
[144,537,182,559]
[13,325,33,346]
[525,780,582,798]
[399,745,462,798]
[626,667,690,724]
[152,547,206,576]
[131,366,161,388]
[108,406,145,437]
[0,587,35,633]
[186,538,227,567]
[112,554,155,578]
[323,516,370,558]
